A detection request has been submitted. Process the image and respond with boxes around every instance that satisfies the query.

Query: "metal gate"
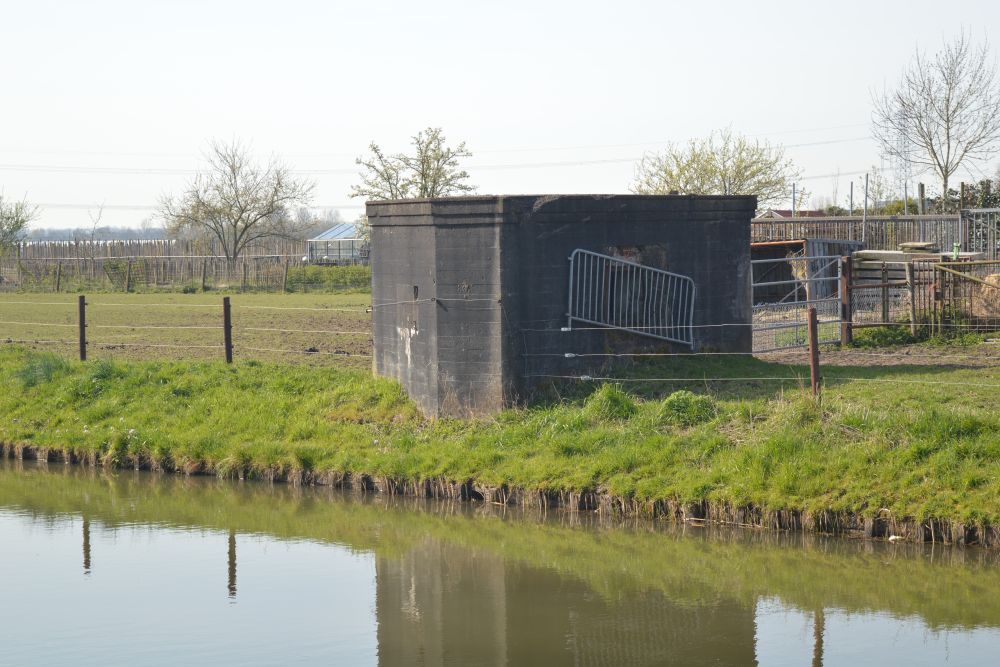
[962,208,1000,260]
[566,249,696,348]
[752,254,842,352]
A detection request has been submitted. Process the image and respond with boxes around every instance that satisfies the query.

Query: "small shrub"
[582,384,637,422]
[285,265,371,292]
[659,390,716,427]
[88,359,120,382]
[16,354,71,388]
[850,326,920,348]
[181,284,199,294]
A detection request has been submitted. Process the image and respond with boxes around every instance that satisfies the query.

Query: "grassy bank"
[3,345,1000,542]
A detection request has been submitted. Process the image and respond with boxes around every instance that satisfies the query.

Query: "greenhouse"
[306,223,368,264]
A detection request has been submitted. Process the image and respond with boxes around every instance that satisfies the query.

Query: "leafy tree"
[962,178,1000,208]
[351,127,474,200]
[882,198,919,215]
[630,128,800,209]
[159,140,314,261]
[873,32,1000,208]
[0,194,37,252]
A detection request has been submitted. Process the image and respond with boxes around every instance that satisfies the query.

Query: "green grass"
[3,345,1000,528]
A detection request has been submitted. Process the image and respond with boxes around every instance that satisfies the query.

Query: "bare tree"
[630,128,800,210]
[873,32,1000,208]
[72,204,105,260]
[160,140,314,261]
[351,127,475,200]
[0,194,38,252]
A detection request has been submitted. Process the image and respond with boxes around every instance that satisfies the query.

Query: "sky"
[2,0,999,229]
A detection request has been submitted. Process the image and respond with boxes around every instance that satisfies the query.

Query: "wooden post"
[839,256,853,347]
[124,259,132,293]
[55,261,62,292]
[201,259,208,292]
[223,296,233,363]
[918,183,926,215]
[905,262,917,336]
[78,295,87,362]
[807,306,821,398]
[881,262,889,324]
[282,258,290,293]
[241,260,248,293]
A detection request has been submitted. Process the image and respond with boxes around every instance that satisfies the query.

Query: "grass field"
[0,292,372,369]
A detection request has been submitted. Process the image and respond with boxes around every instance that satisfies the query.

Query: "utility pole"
[862,173,869,244]
[792,183,797,216]
[904,182,909,214]
[849,181,854,215]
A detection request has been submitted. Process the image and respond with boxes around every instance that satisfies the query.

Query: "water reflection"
[227,528,237,599]
[82,514,91,574]
[376,542,757,665]
[2,460,1000,666]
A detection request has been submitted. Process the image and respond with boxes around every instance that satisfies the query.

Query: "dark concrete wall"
[370,195,755,418]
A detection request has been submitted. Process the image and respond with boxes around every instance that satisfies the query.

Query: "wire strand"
[239,346,371,357]
[90,342,224,349]
[240,327,369,334]
[0,320,76,328]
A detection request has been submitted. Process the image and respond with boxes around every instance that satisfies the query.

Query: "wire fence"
[3,294,1000,398]
[0,295,373,367]
[0,254,372,294]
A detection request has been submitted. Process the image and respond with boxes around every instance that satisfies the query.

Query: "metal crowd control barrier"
[566,249,696,348]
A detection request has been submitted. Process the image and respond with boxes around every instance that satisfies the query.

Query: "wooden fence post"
[124,259,132,293]
[840,256,852,347]
[223,296,233,363]
[78,295,87,362]
[201,259,208,292]
[282,258,290,293]
[807,306,821,398]
[905,262,917,336]
[241,260,248,292]
[55,261,62,292]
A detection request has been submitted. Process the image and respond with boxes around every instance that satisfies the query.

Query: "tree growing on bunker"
[159,140,315,261]
[630,128,799,210]
[872,31,1000,210]
[351,127,475,200]
[0,193,38,253]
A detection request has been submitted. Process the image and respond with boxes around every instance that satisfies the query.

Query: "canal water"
[2,460,999,666]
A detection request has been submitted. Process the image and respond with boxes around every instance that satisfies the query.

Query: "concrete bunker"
[369,194,756,418]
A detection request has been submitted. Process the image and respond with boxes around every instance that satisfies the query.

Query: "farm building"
[368,194,756,418]
[306,223,368,264]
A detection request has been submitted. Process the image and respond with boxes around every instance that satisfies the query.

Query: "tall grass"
[3,346,1000,525]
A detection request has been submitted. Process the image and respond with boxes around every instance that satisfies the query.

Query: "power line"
[0,137,873,177]
[0,124,872,159]
[36,202,364,211]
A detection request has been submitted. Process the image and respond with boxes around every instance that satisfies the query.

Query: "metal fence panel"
[752,255,841,352]
[963,209,1000,260]
[566,249,695,348]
